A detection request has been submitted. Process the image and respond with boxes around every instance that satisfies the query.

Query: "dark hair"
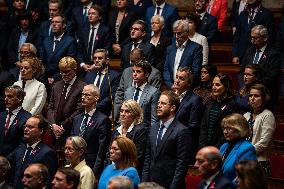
[161,90,180,113]
[202,64,217,78]
[133,60,152,76]
[177,67,194,84]
[212,73,235,101]
[17,10,32,22]
[235,160,268,189]
[0,156,11,180]
[31,115,48,134]
[89,4,103,17]
[184,12,201,31]
[5,85,26,102]
[52,13,67,26]
[132,20,146,32]
[28,163,48,183]
[249,84,271,109]
[48,0,63,12]
[57,167,80,189]
[244,64,262,82]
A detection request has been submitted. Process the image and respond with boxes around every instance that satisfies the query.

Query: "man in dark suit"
[72,84,112,179]
[0,85,31,157]
[128,0,153,19]
[0,70,15,111]
[8,115,57,189]
[172,67,204,162]
[77,5,112,72]
[163,20,203,88]
[194,0,217,43]
[142,90,192,189]
[47,57,85,149]
[40,14,77,84]
[195,146,234,189]
[116,60,160,125]
[145,0,179,37]
[0,156,14,189]
[120,20,156,71]
[22,163,48,189]
[241,25,281,106]
[232,0,274,64]
[84,49,119,116]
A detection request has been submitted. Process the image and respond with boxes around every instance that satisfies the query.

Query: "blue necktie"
[253,49,261,64]
[156,124,165,149]
[79,114,89,137]
[133,87,140,101]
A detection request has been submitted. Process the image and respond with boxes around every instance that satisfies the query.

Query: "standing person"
[199,73,239,148]
[71,85,112,179]
[230,0,247,34]
[13,57,46,115]
[142,91,192,189]
[64,136,95,189]
[98,136,140,189]
[22,163,48,189]
[194,146,234,189]
[0,85,31,157]
[113,100,148,175]
[243,84,275,176]
[220,113,257,182]
[235,160,268,189]
[47,57,85,149]
[8,115,58,189]
[206,0,228,33]
[127,0,153,19]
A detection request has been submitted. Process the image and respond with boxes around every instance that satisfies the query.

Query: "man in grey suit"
[114,48,161,119]
[115,60,160,125]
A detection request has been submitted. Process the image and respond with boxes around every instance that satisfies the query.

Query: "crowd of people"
[0,0,283,189]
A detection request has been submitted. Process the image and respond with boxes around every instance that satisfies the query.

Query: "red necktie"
[4,111,12,137]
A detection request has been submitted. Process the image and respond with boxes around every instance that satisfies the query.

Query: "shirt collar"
[176,40,188,49]
[258,44,267,53]
[85,107,96,117]
[74,159,87,170]
[53,32,64,41]
[27,140,41,149]
[116,123,135,135]
[67,76,77,86]
[156,2,165,9]
[205,171,219,186]
[160,117,175,129]
[198,12,206,20]
[135,82,147,91]
[7,106,22,115]
[90,22,100,29]
[179,90,187,100]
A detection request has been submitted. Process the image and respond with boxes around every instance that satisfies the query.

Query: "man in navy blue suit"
[142,90,192,189]
[8,115,57,189]
[172,67,204,162]
[120,20,156,71]
[40,14,77,84]
[195,146,234,189]
[0,85,31,157]
[145,0,179,37]
[232,0,274,65]
[163,20,203,88]
[84,49,119,116]
[77,5,113,73]
[194,0,217,43]
[72,84,112,179]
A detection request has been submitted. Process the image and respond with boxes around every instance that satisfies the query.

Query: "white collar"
[135,82,147,91]
[7,106,22,115]
[156,2,165,9]
[205,171,219,186]
[160,117,175,129]
[27,140,41,149]
[116,123,135,135]
[53,32,65,41]
[85,107,96,117]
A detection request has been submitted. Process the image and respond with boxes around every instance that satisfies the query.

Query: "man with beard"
[142,90,192,189]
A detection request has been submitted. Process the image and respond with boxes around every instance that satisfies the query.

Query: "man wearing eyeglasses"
[163,19,202,89]
[142,90,192,189]
[8,115,57,189]
[120,20,156,71]
[47,56,86,150]
[0,85,31,157]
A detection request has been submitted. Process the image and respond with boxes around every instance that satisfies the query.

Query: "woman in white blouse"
[14,57,47,115]
[184,13,209,65]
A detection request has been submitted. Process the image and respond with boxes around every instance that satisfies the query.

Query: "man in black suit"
[0,85,31,157]
[84,49,119,116]
[77,5,112,73]
[241,25,281,106]
[194,0,217,43]
[22,163,48,189]
[172,67,204,161]
[195,146,234,189]
[8,115,57,189]
[120,20,156,71]
[0,156,13,189]
[72,84,112,178]
[47,57,85,149]
[142,90,192,189]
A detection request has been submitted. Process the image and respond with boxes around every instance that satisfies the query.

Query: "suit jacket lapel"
[176,91,191,115]
[125,87,135,100]
[139,84,149,107]
[224,141,242,165]
[155,123,175,158]
[0,111,8,140]
[65,78,78,101]
[55,81,65,109]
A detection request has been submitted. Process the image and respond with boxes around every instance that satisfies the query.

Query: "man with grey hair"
[163,19,202,88]
[194,146,233,189]
[107,176,134,189]
[0,156,13,189]
[241,24,281,106]
[72,84,112,180]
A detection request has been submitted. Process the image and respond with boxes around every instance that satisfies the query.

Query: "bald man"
[194,146,233,189]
